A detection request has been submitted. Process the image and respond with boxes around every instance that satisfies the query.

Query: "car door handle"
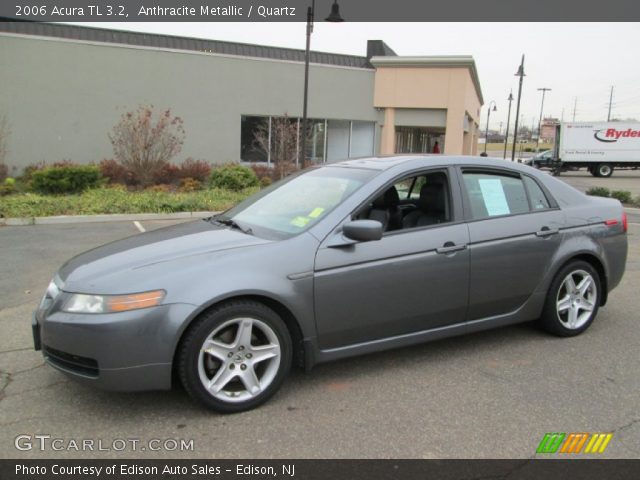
[535,227,559,238]
[436,242,467,254]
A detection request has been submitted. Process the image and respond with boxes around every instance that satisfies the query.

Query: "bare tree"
[253,114,309,179]
[109,105,185,185]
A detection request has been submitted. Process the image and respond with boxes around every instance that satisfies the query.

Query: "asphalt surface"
[1,176,639,459]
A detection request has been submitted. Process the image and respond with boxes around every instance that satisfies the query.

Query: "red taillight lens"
[622,212,628,233]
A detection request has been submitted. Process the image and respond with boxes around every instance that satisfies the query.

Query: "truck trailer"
[533,122,640,177]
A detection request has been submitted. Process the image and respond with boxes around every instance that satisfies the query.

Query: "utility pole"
[572,97,577,122]
[536,87,551,152]
[607,86,614,121]
[511,55,525,162]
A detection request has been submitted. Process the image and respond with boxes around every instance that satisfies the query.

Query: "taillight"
[622,212,628,233]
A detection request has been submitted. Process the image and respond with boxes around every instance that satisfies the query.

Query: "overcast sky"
[74,22,640,131]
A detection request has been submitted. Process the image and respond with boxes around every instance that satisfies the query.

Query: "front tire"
[539,261,601,337]
[178,300,292,413]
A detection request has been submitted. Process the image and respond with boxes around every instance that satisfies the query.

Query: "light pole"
[300,0,343,167]
[483,101,497,154]
[511,55,525,161]
[536,87,551,152]
[503,90,514,159]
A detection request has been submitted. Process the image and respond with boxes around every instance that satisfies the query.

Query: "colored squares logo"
[537,433,612,454]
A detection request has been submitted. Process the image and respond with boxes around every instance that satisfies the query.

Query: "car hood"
[58,220,270,292]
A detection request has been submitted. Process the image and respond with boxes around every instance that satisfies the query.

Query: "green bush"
[209,164,259,191]
[586,187,610,198]
[31,165,103,194]
[610,190,632,204]
[0,177,15,196]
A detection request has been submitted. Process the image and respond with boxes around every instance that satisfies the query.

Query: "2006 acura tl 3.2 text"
[33,156,628,412]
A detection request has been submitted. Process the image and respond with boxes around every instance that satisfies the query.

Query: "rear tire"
[178,300,292,413]
[595,163,613,177]
[539,261,601,337]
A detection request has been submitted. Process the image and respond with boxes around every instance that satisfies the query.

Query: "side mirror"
[342,220,383,243]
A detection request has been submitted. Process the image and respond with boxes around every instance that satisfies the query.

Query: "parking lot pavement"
[1,217,639,459]
[555,170,640,198]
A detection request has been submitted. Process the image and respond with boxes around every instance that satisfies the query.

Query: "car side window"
[523,176,551,210]
[462,171,530,219]
[355,170,452,233]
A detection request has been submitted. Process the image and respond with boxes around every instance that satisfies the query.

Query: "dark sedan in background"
[33,156,628,412]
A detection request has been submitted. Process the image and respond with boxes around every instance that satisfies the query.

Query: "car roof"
[328,155,533,173]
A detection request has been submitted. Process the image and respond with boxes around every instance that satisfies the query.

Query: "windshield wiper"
[212,216,253,235]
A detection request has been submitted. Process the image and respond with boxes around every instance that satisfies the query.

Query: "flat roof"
[0,21,372,68]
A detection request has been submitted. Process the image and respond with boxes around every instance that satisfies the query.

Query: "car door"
[313,168,470,350]
[460,167,565,321]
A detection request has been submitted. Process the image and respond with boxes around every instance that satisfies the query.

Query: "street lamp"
[483,101,497,154]
[536,87,551,152]
[511,55,526,162]
[503,90,514,159]
[300,0,344,166]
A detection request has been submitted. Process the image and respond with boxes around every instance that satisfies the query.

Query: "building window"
[242,115,376,164]
[395,126,444,154]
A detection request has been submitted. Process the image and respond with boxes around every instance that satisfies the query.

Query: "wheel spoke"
[234,319,254,347]
[202,339,233,361]
[240,366,261,395]
[580,299,594,312]
[250,343,279,364]
[208,365,236,393]
[557,295,571,312]
[577,276,592,297]
[568,305,579,328]
[564,274,577,292]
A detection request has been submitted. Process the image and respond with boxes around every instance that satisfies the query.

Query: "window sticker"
[308,207,325,218]
[290,216,311,228]
[478,179,510,216]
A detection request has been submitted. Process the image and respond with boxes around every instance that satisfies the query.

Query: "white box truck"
[533,122,640,177]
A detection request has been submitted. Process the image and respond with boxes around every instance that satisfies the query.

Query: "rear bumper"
[34,302,197,391]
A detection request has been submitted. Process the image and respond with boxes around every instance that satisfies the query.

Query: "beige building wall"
[371,57,483,155]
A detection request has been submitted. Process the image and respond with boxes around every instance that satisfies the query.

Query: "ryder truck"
[542,122,640,177]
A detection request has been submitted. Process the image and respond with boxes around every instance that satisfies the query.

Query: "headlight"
[62,290,166,314]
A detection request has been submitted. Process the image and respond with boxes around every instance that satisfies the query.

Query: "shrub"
[586,187,610,198]
[20,162,46,182]
[260,176,273,188]
[0,162,7,182]
[250,164,274,182]
[179,158,211,182]
[610,190,633,204]
[179,177,203,192]
[0,177,15,196]
[99,159,134,185]
[109,105,185,186]
[209,164,259,191]
[153,162,181,185]
[31,165,103,194]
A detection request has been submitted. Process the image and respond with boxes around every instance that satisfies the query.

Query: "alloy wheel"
[197,317,281,403]
[556,269,597,330]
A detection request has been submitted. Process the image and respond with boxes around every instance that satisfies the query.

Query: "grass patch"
[0,187,257,218]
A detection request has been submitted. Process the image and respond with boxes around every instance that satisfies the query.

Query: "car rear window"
[462,172,530,219]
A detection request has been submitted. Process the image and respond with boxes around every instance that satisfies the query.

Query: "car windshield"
[219,166,376,239]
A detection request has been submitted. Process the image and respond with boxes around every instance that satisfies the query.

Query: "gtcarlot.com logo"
[14,434,194,452]
[536,432,612,454]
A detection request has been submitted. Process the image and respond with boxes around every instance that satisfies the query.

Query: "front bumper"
[33,302,198,391]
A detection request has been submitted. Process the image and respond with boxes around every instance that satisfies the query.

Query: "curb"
[0,211,217,226]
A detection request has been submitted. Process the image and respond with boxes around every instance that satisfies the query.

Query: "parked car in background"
[33,156,628,412]
[529,149,555,168]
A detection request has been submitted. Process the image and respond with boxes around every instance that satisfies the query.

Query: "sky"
[74,22,640,132]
